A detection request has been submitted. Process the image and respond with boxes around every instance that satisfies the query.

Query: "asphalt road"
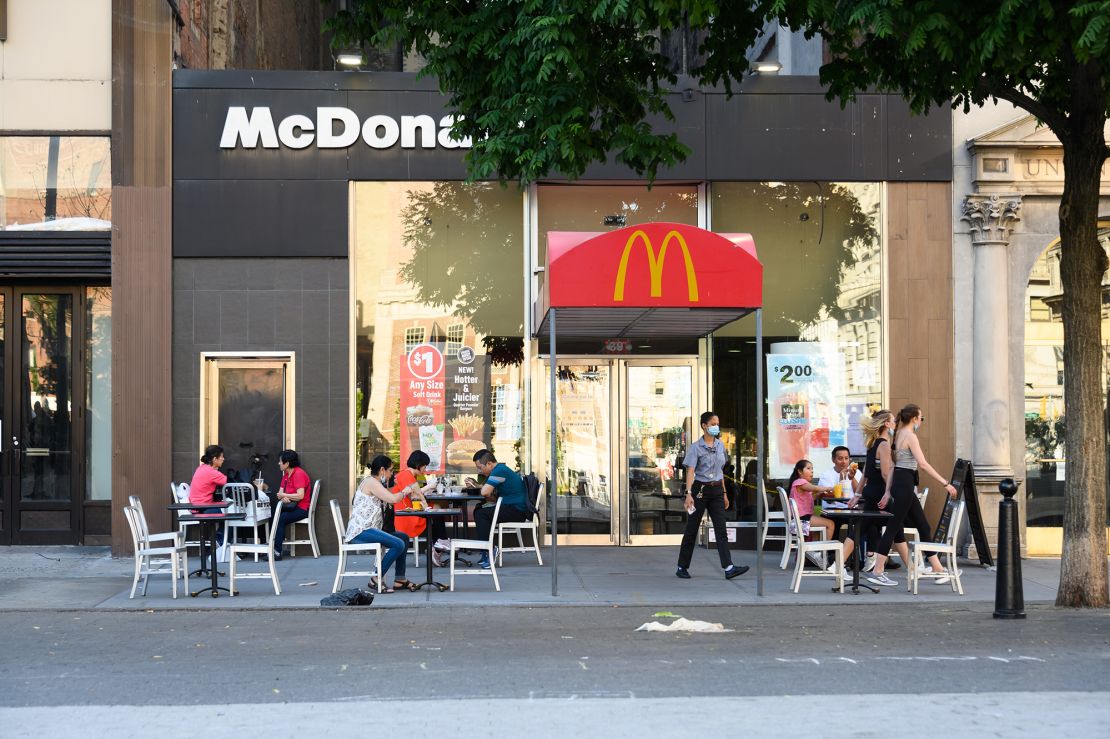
[3,603,1109,706]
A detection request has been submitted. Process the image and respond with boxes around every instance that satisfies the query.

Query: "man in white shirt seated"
[817,446,862,510]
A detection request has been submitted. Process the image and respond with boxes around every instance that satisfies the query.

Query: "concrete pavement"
[0,543,1064,609]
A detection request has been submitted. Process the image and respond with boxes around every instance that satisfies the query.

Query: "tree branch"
[979,81,1069,139]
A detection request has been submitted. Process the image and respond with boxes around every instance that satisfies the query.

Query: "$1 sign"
[407,344,444,380]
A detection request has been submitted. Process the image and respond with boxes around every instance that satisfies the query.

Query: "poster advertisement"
[399,344,446,473]
[766,352,847,479]
[444,346,490,472]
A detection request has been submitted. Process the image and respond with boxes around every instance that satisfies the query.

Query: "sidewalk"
[0,544,1063,610]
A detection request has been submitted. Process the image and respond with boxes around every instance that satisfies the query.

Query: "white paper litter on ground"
[636,618,732,633]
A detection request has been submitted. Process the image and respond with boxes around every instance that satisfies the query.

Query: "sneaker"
[866,573,898,587]
[478,556,491,570]
[492,546,500,561]
[933,575,952,585]
[863,555,876,573]
[724,564,749,579]
[675,567,692,579]
[433,539,451,552]
[825,562,838,574]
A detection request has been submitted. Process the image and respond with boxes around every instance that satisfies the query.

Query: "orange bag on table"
[392,469,427,538]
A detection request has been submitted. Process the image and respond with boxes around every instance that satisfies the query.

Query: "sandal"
[394,579,419,592]
[368,577,394,594]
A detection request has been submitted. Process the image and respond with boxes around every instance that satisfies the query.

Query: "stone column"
[961,193,1022,557]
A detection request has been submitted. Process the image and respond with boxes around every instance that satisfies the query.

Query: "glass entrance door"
[543,357,698,546]
[0,289,81,544]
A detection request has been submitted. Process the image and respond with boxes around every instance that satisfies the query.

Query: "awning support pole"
[755,308,764,597]
[550,308,558,597]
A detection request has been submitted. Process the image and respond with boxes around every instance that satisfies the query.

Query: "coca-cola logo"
[406,409,434,425]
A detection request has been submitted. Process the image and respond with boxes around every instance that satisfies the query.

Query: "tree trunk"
[1055,110,1110,607]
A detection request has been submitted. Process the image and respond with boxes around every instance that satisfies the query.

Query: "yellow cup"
[833,482,843,498]
[413,500,424,511]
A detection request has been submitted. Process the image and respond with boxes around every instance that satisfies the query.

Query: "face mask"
[913,422,921,431]
[707,425,720,436]
[380,473,391,485]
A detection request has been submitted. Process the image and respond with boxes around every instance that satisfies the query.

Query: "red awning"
[535,222,762,338]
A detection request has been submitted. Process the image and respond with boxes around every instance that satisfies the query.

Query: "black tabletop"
[820,509,893,520]
[168,501,230,510]
[395,508,461,517]
[177,512,246,523]
[424,494,485,502]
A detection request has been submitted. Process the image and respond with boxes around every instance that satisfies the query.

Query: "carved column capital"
[962,193,1023,245]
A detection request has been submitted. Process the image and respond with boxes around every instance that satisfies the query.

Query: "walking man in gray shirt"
[676,411,750,580]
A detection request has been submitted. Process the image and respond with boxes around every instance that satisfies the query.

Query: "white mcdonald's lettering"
[613,229,699,302]
[218,106,473,150]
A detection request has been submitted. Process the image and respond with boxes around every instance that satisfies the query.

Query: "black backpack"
[523,472,542,516]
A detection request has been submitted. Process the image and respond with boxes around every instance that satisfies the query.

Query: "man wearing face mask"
[676,411,749,580]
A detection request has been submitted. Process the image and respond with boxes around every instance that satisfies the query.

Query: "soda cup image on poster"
[766,353,847,479]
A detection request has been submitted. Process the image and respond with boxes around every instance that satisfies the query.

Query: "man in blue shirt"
[474,451,529,568]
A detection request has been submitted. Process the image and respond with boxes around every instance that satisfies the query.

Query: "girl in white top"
[345,454,428,593]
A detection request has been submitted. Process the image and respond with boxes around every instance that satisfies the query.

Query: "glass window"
[85,288,112,500]
[404,326,426,353]
[353,182,525,477]
[446,322,465,357]
[0,137,111,230]
[709,182,883,510]
[1023,235,1109,529]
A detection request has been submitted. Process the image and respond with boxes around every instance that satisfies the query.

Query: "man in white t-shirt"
[817,446,862,510]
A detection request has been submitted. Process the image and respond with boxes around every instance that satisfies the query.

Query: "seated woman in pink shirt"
[787,459,836,563]
[189,444,228,543]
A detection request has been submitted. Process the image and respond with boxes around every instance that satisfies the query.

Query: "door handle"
[25,448,50,457]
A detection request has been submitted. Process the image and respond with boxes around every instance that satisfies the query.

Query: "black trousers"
[875,468,930,556]
[474,504,529,543]
[677,483,734,570]
[270,506,308,553]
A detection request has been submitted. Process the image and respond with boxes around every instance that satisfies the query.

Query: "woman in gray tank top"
[866,404,958,587]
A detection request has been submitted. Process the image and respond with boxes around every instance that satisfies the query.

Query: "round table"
[395,508,461,592]
[820,508,893,594]
[174,509,246,598]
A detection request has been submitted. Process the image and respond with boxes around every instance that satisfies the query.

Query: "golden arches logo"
[613,229,699,302]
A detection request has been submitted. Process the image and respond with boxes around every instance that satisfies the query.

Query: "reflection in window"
[1023,234,1110,528]
[86,288,112,501]
[0,137,111,230]
[353,182,525,477]
[710,183,882,506]
[404,326,426,353]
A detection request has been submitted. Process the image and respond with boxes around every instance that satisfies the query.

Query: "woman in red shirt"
[270,449,312,561]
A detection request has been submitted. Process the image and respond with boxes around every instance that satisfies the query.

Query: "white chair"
[329,499,384,593]
[128,494,186,555]
[907,500,965,595]
[228,501,284,596]
[170,483,202,551]
[123,506,188,599]
[787,498,844,593]
[762,488,788,563]
[286,479,322,558]
[450,497,502,591]
[497,484,544,566]
[776,486,827,570]
[222,482,271,562]
[904,488,931,545]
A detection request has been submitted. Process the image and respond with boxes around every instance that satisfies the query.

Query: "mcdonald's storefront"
[171,71,955,551]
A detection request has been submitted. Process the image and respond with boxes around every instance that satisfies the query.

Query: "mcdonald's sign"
[545,222,762,310]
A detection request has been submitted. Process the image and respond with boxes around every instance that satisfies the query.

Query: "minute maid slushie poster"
[766,352,847,479]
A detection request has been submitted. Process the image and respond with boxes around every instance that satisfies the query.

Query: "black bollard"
[993,478,1025,619]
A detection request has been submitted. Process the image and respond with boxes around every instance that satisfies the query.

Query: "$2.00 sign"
[766,352,846,479]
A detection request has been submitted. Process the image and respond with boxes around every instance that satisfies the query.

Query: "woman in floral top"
[345,454,427,592]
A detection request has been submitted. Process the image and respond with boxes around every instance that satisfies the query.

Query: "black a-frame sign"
[934,458,993,567]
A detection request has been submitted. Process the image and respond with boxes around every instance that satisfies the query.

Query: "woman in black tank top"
[851,410,896,567]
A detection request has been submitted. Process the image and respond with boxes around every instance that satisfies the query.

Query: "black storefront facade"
[169,70,952,554]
